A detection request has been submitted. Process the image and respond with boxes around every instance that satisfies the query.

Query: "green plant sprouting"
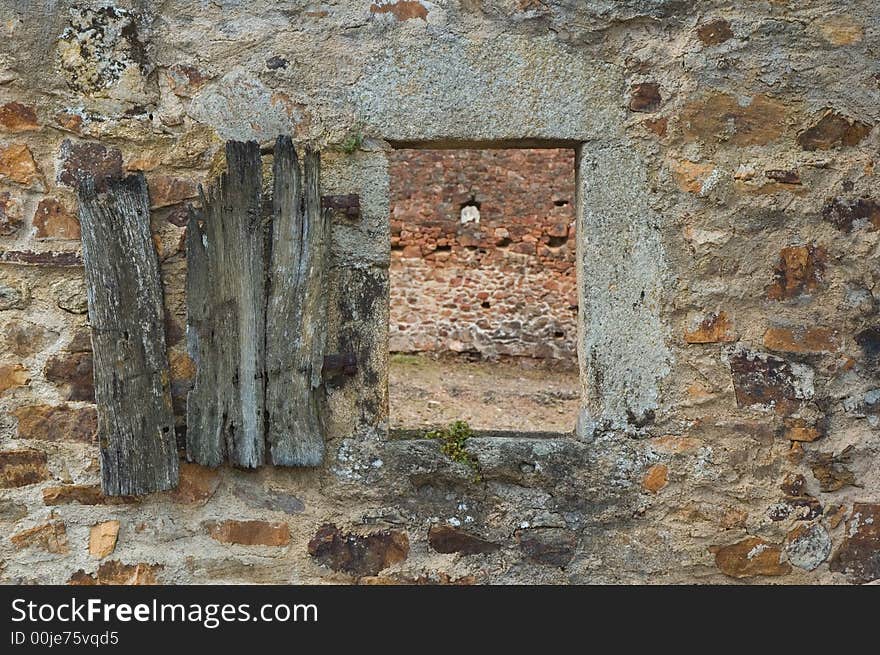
[340,129,364,154]
[421,420,481,481]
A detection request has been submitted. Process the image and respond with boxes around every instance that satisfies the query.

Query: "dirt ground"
[388,353,580,433]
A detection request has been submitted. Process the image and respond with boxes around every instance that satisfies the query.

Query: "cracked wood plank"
[265,136,330,466]
[186,141,267,468]
[77,174,178,495]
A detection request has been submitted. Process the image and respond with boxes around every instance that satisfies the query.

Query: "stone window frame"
[361,137,673,442]
[384,139,583,438]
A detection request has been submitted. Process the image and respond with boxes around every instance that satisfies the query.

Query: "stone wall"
[0,0,878,585]
[389,148,577,360]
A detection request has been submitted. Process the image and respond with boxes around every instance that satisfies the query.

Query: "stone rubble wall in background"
[388,149,577,361]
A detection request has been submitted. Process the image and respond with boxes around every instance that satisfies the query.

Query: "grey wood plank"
[265,136,330,466]
[77,174,178,495]
[185,141,266,468]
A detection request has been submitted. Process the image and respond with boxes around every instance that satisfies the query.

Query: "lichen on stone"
[56,4,152,99]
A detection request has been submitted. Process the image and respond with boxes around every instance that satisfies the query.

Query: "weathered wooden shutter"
[265,138,330,466]
[186,136,330,468]
[78,174,178,495]
[185,141,267,468]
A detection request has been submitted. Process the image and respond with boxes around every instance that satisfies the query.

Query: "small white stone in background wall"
[460,205,480,224]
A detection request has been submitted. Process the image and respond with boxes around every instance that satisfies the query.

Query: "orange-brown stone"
[714,537,791,578]
[0,143,41,186]
[766,244,826,300]
[43,351,94,401]
[782,418,824,442]
[816,16,864,46]
[0,449,49,488]
[43,484,136,506]
[0,102,38,131]
[0,363,29,393]
[427,524,500,555]
[797,110,871,151]
[763,326,839,354]
[680,94,787,147]
[170,462,220,504]
[669,159,715,194]
[822,196,880,233]
[764,169,801,185]
[54,111,84,134]
[13,404,97,442]
[781,473,807,496]
[164,64,211,97]
[11,521,68,554]
[696,19,734,45]
[685,382,713,401]
[147,175,199,208]
[829,503,880,583]
[650,435,703,454]
[205,520,291,546]
[643,116,668,136]
[827,505,847,530]
[33,198,81,240]
[811,449,856,492]
[369,1,428,21]
[57,140,123,191]
[685,311,736,344]
[69,561,162,585]
[89,520,120,559]
[642,464,669,493]
[728,350,808,416]
[629,82,661,112]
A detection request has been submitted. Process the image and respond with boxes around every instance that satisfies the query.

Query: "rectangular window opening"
[388,147,579,437]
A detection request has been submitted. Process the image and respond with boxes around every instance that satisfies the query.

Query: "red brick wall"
[388,149,577,360]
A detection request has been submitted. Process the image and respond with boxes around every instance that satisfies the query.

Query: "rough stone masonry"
[389,148,578,361]
[0,0,878,584]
